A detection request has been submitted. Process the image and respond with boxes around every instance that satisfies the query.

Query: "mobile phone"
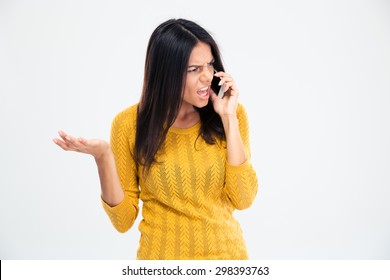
[211,70,225,99]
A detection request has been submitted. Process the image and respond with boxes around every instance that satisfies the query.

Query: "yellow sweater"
[102,103,258,259]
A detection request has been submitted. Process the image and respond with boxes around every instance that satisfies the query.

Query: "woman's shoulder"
[114,103,138,120]
[111,103,139,131]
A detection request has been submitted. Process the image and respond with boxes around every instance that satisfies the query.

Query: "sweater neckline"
[169,122,201,135]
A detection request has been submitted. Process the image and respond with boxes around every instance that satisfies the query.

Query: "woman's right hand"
[53,130,110,160]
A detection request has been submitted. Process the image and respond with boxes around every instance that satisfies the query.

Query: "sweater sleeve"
[223,103,259,210]
[101,106,140,233]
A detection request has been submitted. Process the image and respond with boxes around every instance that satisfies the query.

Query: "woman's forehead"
[188,42,213,64]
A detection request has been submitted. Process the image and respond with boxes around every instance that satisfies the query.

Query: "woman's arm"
[211,71,247,165]
[211,72,258,210]
[94,148,125,206]
[54,105,141,233]
[223,104,258,210]
[53,131,124,206]
[220,114,247,166]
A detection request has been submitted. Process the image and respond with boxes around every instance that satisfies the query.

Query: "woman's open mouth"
[197,86,209,99]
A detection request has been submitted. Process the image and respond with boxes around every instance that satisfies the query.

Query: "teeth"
[197,86,209,97]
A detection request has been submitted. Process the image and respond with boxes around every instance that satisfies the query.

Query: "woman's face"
[182,42,215,110]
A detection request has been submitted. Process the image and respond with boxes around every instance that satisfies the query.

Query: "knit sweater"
[101,103,258,260]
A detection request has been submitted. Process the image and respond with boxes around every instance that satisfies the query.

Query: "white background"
[0,0,389,259]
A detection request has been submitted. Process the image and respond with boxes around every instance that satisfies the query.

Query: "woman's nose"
[200,65,213,83]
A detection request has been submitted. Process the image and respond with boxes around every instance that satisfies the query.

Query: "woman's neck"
[172,105,200,129]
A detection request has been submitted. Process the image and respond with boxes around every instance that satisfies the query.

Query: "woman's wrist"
[221,114,238,128]
[94,144,112,163]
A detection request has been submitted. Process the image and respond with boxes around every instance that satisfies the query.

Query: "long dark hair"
[135,18,225,170]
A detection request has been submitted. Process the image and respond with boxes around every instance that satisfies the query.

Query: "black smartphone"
[211,70,225,98]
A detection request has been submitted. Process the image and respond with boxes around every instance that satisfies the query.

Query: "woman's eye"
[188,67,199,72]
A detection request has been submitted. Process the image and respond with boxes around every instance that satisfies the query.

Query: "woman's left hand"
[210,71,239,116]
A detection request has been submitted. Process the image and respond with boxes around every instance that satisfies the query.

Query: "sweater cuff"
[101,194,130,215]
[226,159,251,173]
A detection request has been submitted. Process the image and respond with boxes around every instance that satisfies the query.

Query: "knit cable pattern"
[102,103,258,259]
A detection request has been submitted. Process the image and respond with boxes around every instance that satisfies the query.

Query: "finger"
[78,137,88,145]
[218,77,233,86]
[59,131,86,152]
[58,130,72,143]
[53,138,73,151]
[224,81,238,93]
[59,131,78,146]
[58,130,68,139]
[214,71,231,78]
[213,71,224,78]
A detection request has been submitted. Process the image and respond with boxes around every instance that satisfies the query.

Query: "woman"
[54,18,258,260]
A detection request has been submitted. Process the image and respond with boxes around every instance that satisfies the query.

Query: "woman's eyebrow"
[187,58,215,67]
